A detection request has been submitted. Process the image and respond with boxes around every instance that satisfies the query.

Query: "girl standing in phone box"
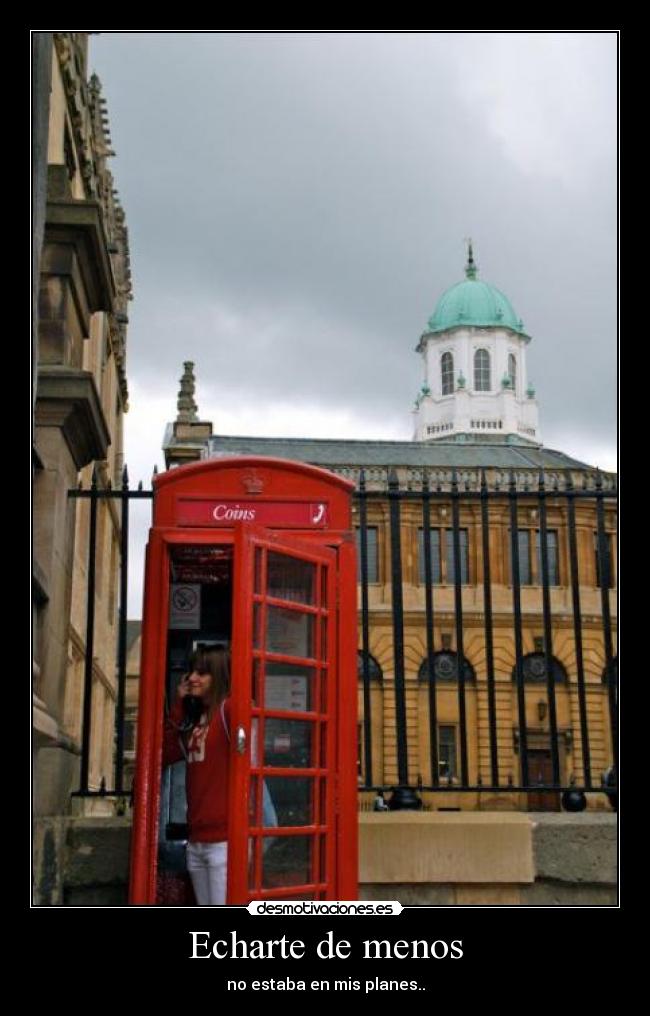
[163,646,231,905]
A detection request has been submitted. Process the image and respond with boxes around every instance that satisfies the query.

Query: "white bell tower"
[413,244,541,445]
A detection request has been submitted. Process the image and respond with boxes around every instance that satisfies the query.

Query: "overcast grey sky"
[89,31,617,614]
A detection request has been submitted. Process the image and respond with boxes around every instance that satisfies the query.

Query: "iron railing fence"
[355,467,617,809]
[67,466,617,809]
[68,466,153,800]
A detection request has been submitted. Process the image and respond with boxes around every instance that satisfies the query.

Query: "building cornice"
[35,366,111,469]
[43,199,116,316]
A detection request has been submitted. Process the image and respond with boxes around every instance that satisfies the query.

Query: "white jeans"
[186,841,228,906]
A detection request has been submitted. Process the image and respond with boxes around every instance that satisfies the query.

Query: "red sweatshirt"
[162,697,231,843]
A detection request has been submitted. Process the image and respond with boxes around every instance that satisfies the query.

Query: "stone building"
[33,31,132,898]
[162,250,617,813]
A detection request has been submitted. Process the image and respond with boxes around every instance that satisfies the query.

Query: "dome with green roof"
[425,246,529,340]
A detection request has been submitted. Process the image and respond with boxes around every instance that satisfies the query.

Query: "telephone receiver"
[182,695,204,727]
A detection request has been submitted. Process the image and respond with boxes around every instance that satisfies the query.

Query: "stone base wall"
[33,817,132,906]
[359,812,617,907]
[360,881,617,906]
[32,812,617,907]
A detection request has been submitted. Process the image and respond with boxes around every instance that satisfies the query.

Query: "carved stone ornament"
[418,651,474,683]
[514,652,566,685]
[527,655,547,680]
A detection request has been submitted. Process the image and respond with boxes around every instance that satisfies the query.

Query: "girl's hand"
[177,674,191,699]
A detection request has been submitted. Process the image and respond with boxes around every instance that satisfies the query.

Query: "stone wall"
[33,811,616,907]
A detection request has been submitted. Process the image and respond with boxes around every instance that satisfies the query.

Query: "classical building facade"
[162,251,616,813]
[33,30,132,852]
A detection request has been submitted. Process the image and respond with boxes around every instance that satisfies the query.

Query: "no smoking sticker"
[169,583,201,628]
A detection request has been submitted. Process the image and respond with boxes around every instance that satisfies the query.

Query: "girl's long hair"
[188,645,230,719]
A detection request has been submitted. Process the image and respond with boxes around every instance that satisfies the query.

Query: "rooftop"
[201,433,596,472]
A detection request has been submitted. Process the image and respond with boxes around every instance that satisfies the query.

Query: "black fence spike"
[122,464,129,489]
[90,464,99,489]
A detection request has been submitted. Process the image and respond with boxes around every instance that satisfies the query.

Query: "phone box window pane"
[264,718,314,768]
[265,662,314,712]
[262,835,313,889]
[267,553,315,605]
[266,606,314,658]
[248,777,259,824]
[265,776,314,826]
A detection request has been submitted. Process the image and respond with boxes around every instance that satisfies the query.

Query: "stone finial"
[176,361,199,422]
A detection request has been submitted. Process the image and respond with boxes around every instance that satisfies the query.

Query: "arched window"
[441,352,454,396]
[508,353,517,393]
[474,349,491,391]
[511,653,567,684]
[358,651,383,684]
[418,651,475,684]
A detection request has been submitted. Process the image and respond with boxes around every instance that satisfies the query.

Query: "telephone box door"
[228,525,337,902]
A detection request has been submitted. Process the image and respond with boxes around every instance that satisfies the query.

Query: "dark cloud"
[92,32,617,455]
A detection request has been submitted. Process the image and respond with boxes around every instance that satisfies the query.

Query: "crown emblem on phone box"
[242,470,264,494]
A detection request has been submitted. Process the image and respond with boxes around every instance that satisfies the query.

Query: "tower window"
[474,349,491,391]
[508,353,517,393]
[441,352,454,396]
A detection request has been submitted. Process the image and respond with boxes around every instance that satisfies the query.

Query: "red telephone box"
[129,457,358,905]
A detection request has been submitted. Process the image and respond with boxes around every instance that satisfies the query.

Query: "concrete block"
[520,880,618,906]
[64,885,129,906]
[531,814,617,885]
[33,744,80,816]
[360,812,534,884]
[65,817,131,887]
[360,883,455,905]
[454,884,522,906]
[33,818,68,905]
